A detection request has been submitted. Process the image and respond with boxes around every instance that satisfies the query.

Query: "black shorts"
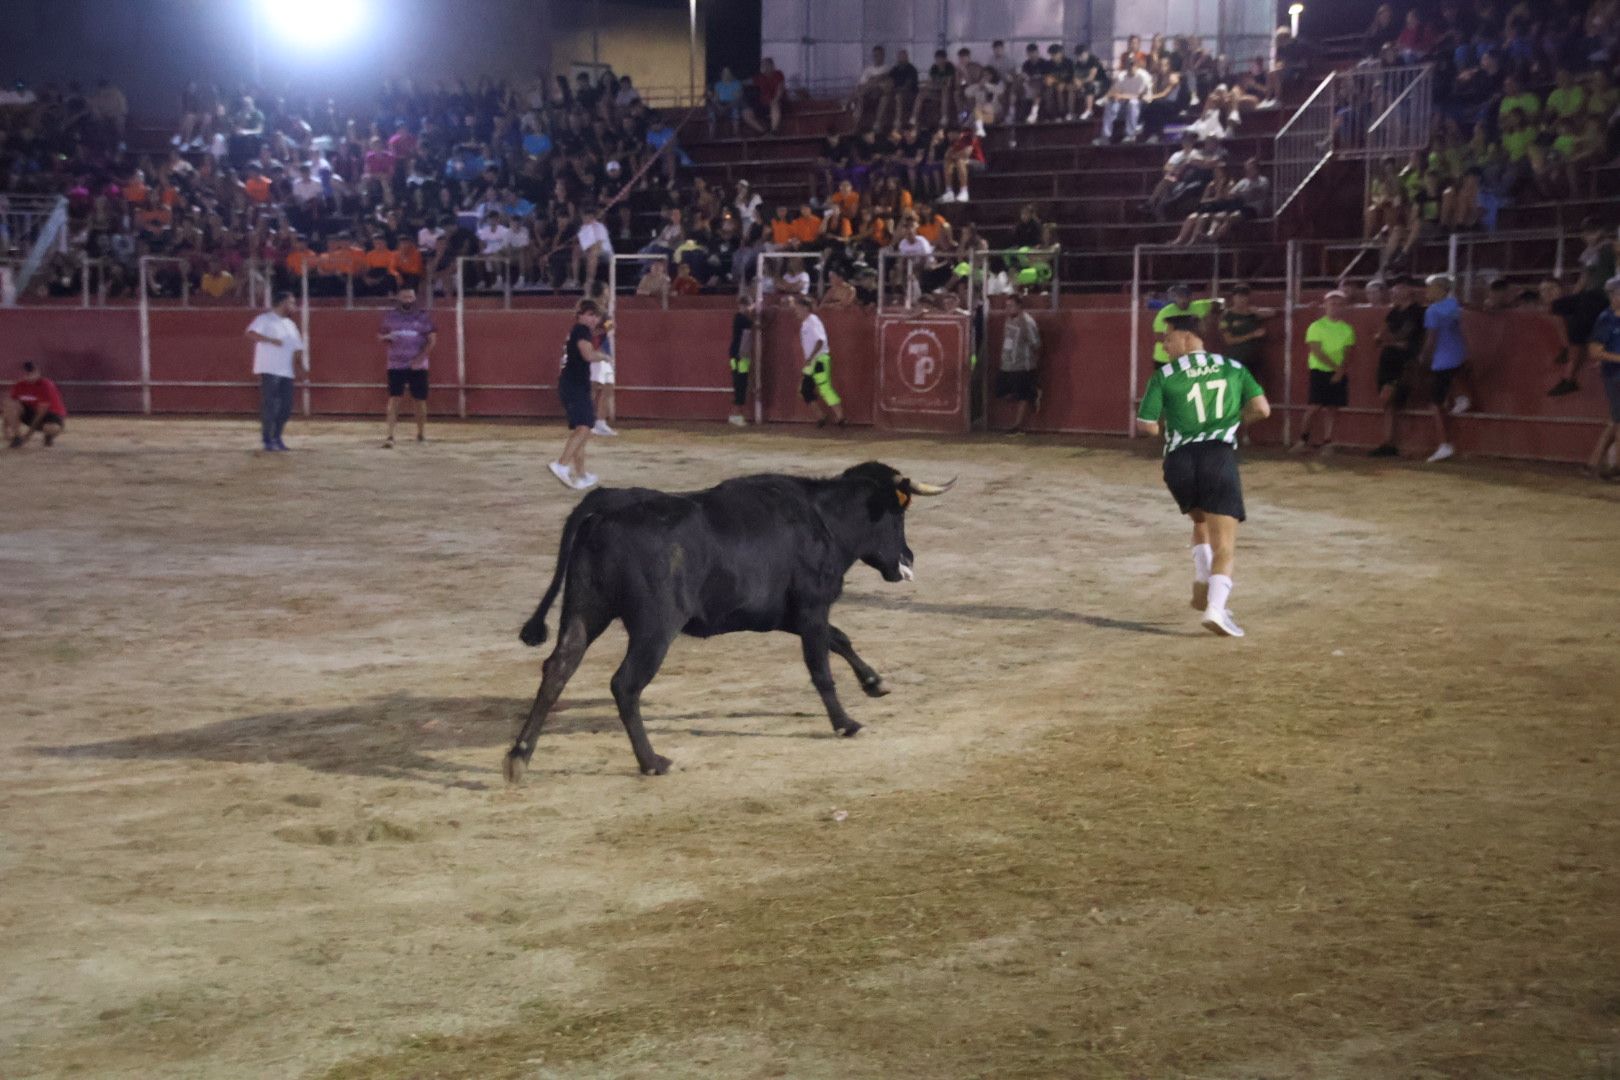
[1308,368,1349,408]
[17,404,66,429]
[799,374,818,404]
[995,369,1038,403]
[387,368,429,401]
[559,380,596,429]
[1162,441,1246,522]
[1377,347,1415,406]
[1429,366,1458,408]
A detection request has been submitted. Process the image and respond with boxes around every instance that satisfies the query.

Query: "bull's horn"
[904,477,956,496]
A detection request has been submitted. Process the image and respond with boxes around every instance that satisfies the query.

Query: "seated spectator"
[573,206,613,290]
[360,236,399,295]
[709,67,747,138]
[1171,160,1232,245]
[636,258,670,299]
[911,49,957,129]
[779,258,812,296]
[1396,9,1438,63]
[199,256,238,299]
[1145,132,1206,218]
[1364,3,1400,56]
[1072,45,1108,122]
[671,261,701,295]
[851,47,893,131]
[789,202,823,249]
[1011,203,1044,249]
[940,126,985,204]
[747,58,786,134]
[1040,44,1078,122]
[1095,55,1150,144]
[829,178,862,221]
[1141,55,1189,141]
[640,206,685,262]
[822,267,858,306]
[1019,43,1049,122]
[1207,157,1270,240]
[964,66,1007,132]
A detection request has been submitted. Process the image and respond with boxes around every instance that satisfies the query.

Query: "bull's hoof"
[503,752,528,785]
[639,754,673,776]
[861,677,891,699]
[837,720,863,738]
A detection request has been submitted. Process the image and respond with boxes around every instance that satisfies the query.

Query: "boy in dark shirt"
[888,50,920,127]
[1021,44,1050,121]
[911,49,957,128]
[1044,44,1078,121]
[1371,275,1427,457]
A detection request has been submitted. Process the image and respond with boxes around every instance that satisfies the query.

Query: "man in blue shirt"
[1585,275,1620,478]
[1419,274,1468,462]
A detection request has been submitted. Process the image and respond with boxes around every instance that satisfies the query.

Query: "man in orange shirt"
[393,240,424,288]
[243,166,272,205]
[916,205,945,246]
[361,237,398,296]
[285,236,317,284]
[829,179,862,221]
[769,206,795,249]
[790,203,822,247]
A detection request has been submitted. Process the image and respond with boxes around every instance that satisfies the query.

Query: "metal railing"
[1274,64,1433,215]
[14,195,68,296]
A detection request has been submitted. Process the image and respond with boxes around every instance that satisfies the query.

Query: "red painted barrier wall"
[0,302,1606,463]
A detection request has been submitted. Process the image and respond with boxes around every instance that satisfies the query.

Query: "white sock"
[1206,574,1233,616]
[1192,543,1213,584]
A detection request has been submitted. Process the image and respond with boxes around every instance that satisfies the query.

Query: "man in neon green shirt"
[1152,283,1216,362]
[1498,75,1541,124]
[1547,67,1586,121]
[1136,315,1271,637]
[1293,288,1355,454]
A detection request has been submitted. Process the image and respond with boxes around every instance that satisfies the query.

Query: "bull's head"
[840,462,955,583]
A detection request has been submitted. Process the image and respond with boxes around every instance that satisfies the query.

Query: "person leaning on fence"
[997,293,1042,434]
[1369,275,1426,458]
[1292,289,1355,456]
[727,294,756,428]
[1583,275,1620,479]
[1417,273,1467,463]
[246,291,306,453]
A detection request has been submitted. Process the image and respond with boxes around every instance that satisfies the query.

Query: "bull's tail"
[519,510,596,646]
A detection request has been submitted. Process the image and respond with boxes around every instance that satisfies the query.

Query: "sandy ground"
[1,417,1618,1080]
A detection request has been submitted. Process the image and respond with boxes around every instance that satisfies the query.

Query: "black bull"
[503,462,953,782]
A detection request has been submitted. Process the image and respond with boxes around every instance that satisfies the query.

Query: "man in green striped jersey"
[1136,316,1272,637]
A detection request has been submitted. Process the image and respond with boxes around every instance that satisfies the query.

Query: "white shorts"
[590,360,615,385]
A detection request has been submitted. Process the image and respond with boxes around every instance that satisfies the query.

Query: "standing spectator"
[590,293,619,438]
[377,286,436,448]
[793,294,844,427]
[749,58,786,134]
[5,362,67,449]
[1152,283,1215,363]
[1370,275,1426,458]
[1418,274,1466,463]
[245,292,306,453]
[573,206,613,291]
[1095,55,1150,144]
[1584,276,1620,478]
[1216,284,1276,396]
[1293,289,1355,455]
[851,47,893,131]
[549,300,607,490]
[1546,272,1608,397]
[996,293,1042,433]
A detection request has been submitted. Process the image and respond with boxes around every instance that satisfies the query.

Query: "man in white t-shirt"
[895,221,935,308]
[478,212,514,255]
[290,163,324,207]
[792,294,844,427]
[1096,55,1151,144]
[851,45,893,130]
[245,292,306,452]
[573,207,614,292]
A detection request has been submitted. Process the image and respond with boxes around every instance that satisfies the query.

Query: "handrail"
[14,195,67,295]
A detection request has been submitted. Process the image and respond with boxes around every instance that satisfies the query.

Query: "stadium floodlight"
[1288,3,1304,36]
[258,0,369,50]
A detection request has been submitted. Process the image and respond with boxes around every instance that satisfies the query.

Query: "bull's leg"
[800,621,862,737]
[610,631,677,776]
[503,613,603,785]
[827,623,889,699]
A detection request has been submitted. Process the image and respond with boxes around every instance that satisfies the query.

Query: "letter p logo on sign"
[898,329,945,394]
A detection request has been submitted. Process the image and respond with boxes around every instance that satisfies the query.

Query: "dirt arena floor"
[2,417,1618,1080]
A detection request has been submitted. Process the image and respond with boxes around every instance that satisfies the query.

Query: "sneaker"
[1426,442,1455,463]
[1079,108,1094,120]
[938,190,956,203]
[571,471,599,490]
[1201,608,1245,637]
[1368,443,1399,458]
[547,460,574,487]
[956,189,970,203]
[1547,378,1579,397]
[7,436,22,449]
[1449,394,1471,416]
[592,420,618,436]
[42,431,54,447]
[1191,581,1209,611]
[273,438,289,452]
[1092,135,1110,146]
[416,432,425,442]
[727,414,747,427]
[1026,106,1040,123]
[1257,99,1279,110]
[382,436,395,449]
[1287,439,1313,455]
[1122,133,1139,143]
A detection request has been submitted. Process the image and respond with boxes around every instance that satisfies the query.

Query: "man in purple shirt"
[377,287,437,446]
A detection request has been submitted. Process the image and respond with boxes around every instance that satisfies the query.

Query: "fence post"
[456,256,468,420]
[1128,244,1141,438]
[81,252,90,308]
[300,264,312,418]
[137,257,152,415]
[1283,240,1298,447]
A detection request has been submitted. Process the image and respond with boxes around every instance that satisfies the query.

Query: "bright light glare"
[1287,4,1304,15]
[260,0,369,49]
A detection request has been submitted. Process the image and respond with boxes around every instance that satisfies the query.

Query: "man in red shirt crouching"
[6,362,68,449]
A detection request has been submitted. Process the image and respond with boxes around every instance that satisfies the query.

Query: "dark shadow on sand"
[842,594,1185,636]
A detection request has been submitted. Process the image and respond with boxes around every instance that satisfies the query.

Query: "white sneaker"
[727,414,747,427]
[592,420,618,436]
[570,471,599,490]
[939,190,957,203]
[1426,442,1456,463]
[547,460,574,487]
[956,188,970,203]
[1026,105,1040,123]
[1201,608,1245,638]
[1449,394,1471,416]
[1257,99,1279,110]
